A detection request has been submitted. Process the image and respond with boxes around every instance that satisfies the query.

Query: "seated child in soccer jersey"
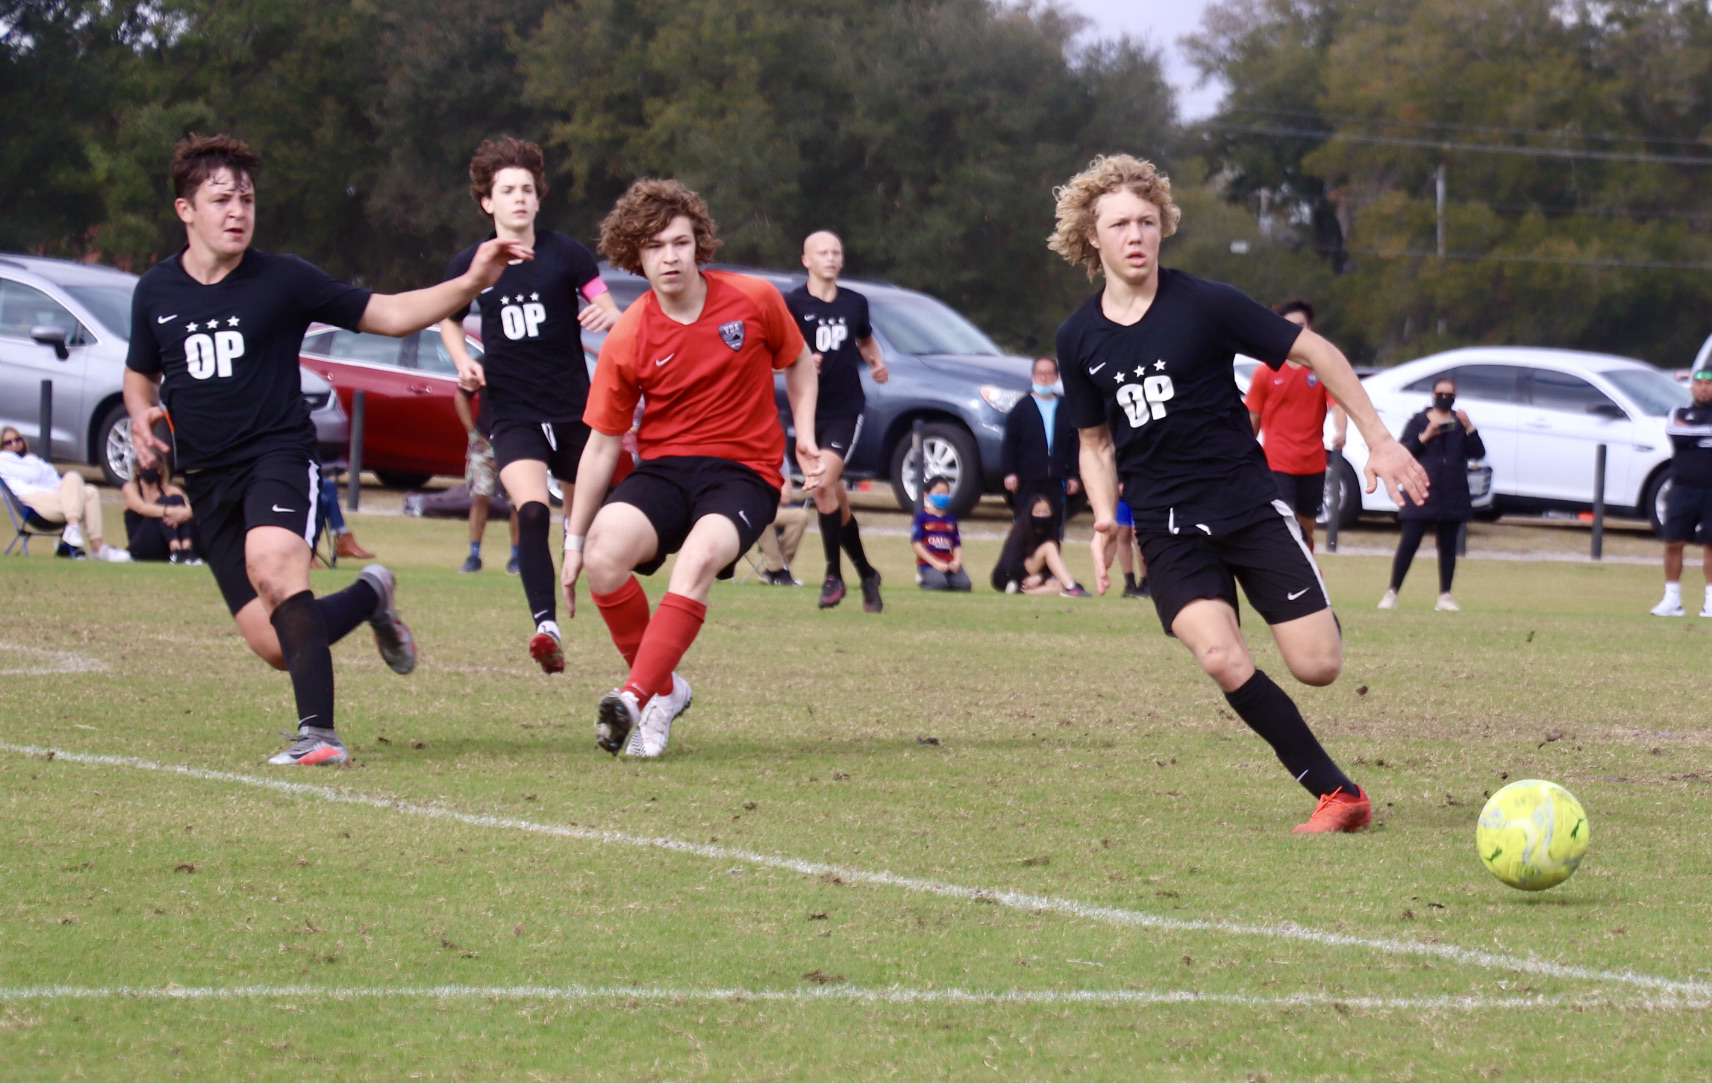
[912,476,970,591]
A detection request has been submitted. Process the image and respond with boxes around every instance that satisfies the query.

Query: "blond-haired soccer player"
[560,179,822,757]
[1049,154,1429,832]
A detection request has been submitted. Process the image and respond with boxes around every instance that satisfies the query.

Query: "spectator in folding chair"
[0,427,130,561]
[122,464,198,563]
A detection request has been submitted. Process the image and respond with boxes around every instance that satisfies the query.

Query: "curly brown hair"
[468,137,548,206]
[597,178,720,275]
[170,134,262,202]
[1047,154,1180,280]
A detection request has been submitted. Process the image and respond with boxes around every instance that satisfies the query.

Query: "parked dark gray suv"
[594,264,1033,515]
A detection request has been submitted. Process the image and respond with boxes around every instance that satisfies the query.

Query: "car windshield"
[869,294,1001,356]
[62,283,136,341]
[1602,368,1689,417]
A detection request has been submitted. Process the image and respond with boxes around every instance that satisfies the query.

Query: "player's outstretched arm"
[439,318,485,391]
[560,430,625,619]
[1078,423,1121,595]
[1289,329,1430,507]
[358,238,533,337]
[783,345,825,490]
[122,369,170,470]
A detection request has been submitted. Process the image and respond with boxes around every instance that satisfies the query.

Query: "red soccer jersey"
[1244,361,1331,475]
[585,270,807,487]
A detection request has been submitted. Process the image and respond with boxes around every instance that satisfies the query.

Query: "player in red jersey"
[1244,299,1347,551]
[560,179,821,757]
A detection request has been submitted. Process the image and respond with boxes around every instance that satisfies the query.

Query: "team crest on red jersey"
[1306,373,1319,387]
[719,319,745,351]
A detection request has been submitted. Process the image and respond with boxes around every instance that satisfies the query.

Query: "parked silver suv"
[0,255,347,483]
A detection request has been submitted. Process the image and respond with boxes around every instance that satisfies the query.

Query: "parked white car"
[1334,347,1687,532]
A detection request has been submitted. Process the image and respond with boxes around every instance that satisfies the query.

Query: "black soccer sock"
[1223,669,1357,798]
[271,590,336,733]
[314,579,378,644]
[1124,571,1137,590]
[517,501,556,625]
[819,510,843,579]
[841,513,875,579]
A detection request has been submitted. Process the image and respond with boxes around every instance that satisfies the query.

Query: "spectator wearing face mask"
[991,494,1090,596]
[912,475,970,591]
[1379,377,1484,612]
[1001,356,1080,529]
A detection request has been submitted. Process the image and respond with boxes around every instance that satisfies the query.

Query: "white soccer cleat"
[1652,598,1685,617]
[267,729,349,767]
[1435,593,1460,612]
[1377,589,1398,610]
[596,689,641,756]
[627,674,693,758]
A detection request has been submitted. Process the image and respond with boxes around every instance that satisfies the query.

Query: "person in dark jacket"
[1379,376,1485,611]
[1001,356,1080,528]
[1649,368,1712,617]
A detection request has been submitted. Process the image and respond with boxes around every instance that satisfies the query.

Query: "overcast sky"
[1061,0,1225,120]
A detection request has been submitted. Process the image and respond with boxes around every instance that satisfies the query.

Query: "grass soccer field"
[5,510,1712,1081]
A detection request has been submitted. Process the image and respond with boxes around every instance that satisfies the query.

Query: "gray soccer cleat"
[267,727,349,767]
[627,674,693,758]
[359,564,416,674]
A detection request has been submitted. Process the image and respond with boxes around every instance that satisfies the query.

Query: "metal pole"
[1435,163,1447,258]
[1591,443,1606,560]
[346,390,365,512]
[1324,448,1341,553]
[911,418,925,514]
[38,379,52,460]
[1456,521,1467,557]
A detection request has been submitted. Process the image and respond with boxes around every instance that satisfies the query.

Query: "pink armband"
[580,277,610,301]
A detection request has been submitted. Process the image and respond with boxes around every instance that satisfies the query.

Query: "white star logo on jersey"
[1112,369,1125,384]
[1155,359,1167,371]
[228,316,240,327]
[499,295,510,305]
[530,292,539,301]
[1133,366,1146,379]
[185,322,196,333]
[207,320,220,331]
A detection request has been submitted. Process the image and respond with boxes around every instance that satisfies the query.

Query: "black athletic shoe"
[761,568,801,587]
[860,570,883,613]
[1122,577,1151,599]
[818,575,846,609]
[596,689,640,756]
[458,554,482,573]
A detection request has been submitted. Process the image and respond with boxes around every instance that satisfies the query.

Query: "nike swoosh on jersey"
[157,314,178,323]
[1089,362,1107,373]
[1287,587,1311,600]
[653,353,675,367]
[272,505,296,514]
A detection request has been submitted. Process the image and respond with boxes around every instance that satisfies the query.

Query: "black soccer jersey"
[784,284,872,419]
[443,229,603,425]
[1057,269,1303,534]
[1667,404,1712,487]
[125,250,372,471]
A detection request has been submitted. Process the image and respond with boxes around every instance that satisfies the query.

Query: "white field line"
[5,740,1706,1001]
[0,983,1706,1012]
[0,642,109,676]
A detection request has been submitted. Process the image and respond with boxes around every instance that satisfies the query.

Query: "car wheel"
[889,421,981,517]
[1645,470,1671,537]
[1316,456,1361,530]
[96,402,134,486]
[374,471,433,490]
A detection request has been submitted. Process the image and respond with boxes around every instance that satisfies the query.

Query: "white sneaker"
[1377,589,1398,610]
[1652,598,1685,617]
[1435,593,1460,612]
[61,522,84,549]
[1698,602,1712,618]
[93,546,132,563]
[628,674,693,758]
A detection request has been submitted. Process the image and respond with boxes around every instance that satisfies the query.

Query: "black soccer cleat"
[860,570,883,613]
[596,689,640,756]
[818,575,846,609]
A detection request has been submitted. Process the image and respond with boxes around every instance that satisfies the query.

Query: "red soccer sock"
[622,592,706,706]
[592,576,651,667]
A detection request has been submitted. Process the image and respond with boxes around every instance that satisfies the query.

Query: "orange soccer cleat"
[1291,787,1371,834]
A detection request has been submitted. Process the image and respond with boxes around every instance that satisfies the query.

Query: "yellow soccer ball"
[1475,779,1589,891]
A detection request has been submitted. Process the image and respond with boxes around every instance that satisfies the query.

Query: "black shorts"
[489,419,589,483]
[606,456,779,579]
[815,414,864,461]
[1271,470,1326,518]
[1138,501,1330,635]
[183,445,320,616]
[1662,481,1712,543]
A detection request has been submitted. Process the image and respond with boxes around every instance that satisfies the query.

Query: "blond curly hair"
[1048,155,1180,280]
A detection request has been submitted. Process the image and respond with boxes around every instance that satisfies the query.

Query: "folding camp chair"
[1,476,65,556]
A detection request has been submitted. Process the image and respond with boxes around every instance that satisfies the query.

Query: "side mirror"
[1587,401,1627,421]
[30,325,69,360]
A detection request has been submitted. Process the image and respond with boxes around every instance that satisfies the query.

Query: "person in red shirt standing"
[560,178,822,758]
[1244,300,1347,550]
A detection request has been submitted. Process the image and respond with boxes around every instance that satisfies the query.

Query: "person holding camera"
[1378,376,1484,612]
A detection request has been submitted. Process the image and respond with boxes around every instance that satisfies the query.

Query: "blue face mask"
[926,492,951,512]
[1032,382,1056,396]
